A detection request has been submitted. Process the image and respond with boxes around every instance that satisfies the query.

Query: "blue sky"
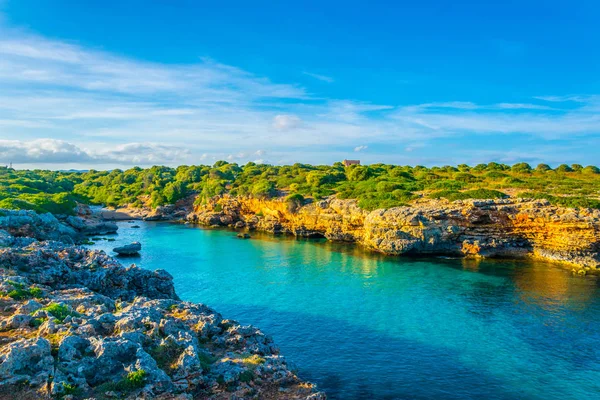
[0,0,599,168]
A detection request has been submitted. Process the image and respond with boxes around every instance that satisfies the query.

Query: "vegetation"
[1,161,600,212]
[96,370,147,394]
[149,341,182,372]
[121,370,147,390]
[41,303,77,323]
[1,281,43,301]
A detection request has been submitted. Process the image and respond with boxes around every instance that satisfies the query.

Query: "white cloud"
[494,103,553,110]
[0,139,190,165]
[0,139,92,164]
[272,114,302,130]
[303,71,334,83]
[354,145,368,152]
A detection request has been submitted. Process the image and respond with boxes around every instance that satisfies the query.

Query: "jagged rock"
[234,221,245,229]
[113,242,142,255]
[0,213,324,399]
[0,209,78,242]
[66,215,118,235]
[0,208,119,244]
[0,229,12,247]
[0,337,54,388]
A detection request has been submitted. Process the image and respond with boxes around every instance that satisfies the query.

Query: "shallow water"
[87,222,600,400]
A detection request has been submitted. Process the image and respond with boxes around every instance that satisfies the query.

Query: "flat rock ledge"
[0,212,324,399]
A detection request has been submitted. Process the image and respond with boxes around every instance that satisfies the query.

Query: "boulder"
[113,242,142,255]
[0,338,54,387]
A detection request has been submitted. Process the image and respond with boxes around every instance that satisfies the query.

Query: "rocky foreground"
[0,210,324,399]
[188,196,600,274]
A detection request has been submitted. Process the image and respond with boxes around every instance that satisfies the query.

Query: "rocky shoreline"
[0,209,324,399]
[186,196,600,274]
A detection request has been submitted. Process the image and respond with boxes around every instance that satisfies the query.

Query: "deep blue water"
[87,221,600,400]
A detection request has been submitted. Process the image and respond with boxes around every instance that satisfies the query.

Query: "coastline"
[0,209,325,399]
[184,195,600,275]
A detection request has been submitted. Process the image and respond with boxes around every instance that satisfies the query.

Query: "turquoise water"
[88,222,600,400]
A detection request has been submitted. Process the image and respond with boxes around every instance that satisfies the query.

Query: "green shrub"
[453,173,479,183]
[556,164,573,173]
[61,383,80,395]
[120,370,147,390]
[251,180,276,198]
[536,163,552,172]
[3,282,43,300]
[485,171,509,180]
[511,162,532,173]
[517,191,600,209]
[583,166,600,174]
[41,303,75,323]
[429,189,507,201]
[428,180,465,191]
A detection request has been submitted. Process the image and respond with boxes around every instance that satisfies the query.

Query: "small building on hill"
[343,159,361,167]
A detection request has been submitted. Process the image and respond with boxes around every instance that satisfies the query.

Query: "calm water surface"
[88,221,600,400]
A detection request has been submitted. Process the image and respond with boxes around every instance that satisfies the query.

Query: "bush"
[429,189,507,201]
[517,191,600,209]
[251,180,276,198]
[428,180,465,191]
[485,171,509,180]
[453,173,479,183]
[556,164,573,173]
[118,370,147,391]
[536,163,552,172]
[511,163,532,173]
[41,303,75,323]
[2,282,43,300]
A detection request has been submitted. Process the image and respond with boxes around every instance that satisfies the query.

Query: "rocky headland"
[0,209,324,399]
[187,196,600,274]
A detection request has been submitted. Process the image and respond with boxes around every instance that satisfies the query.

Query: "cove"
[87,221,600,400]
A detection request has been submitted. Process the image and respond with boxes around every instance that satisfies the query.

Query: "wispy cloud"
[303,71,334,83]
[0,23,599,167]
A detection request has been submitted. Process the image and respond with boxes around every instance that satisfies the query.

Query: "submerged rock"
[113,242,142,255]
[237,233,251,239]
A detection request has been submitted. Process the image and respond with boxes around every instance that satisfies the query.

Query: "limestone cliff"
[187,196,600,273]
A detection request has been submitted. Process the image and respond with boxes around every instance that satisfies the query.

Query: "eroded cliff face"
[187,196,600,273]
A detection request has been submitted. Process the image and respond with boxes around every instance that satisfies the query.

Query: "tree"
[556,164,573,173]
[583,166,600,174]
[511,163,532,173]
[536,163,552,172]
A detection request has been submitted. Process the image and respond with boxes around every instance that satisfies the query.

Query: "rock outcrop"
[0,209,117,244]
[113,242,142,255]
[0,212,324,399]
[187,196,600,273]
